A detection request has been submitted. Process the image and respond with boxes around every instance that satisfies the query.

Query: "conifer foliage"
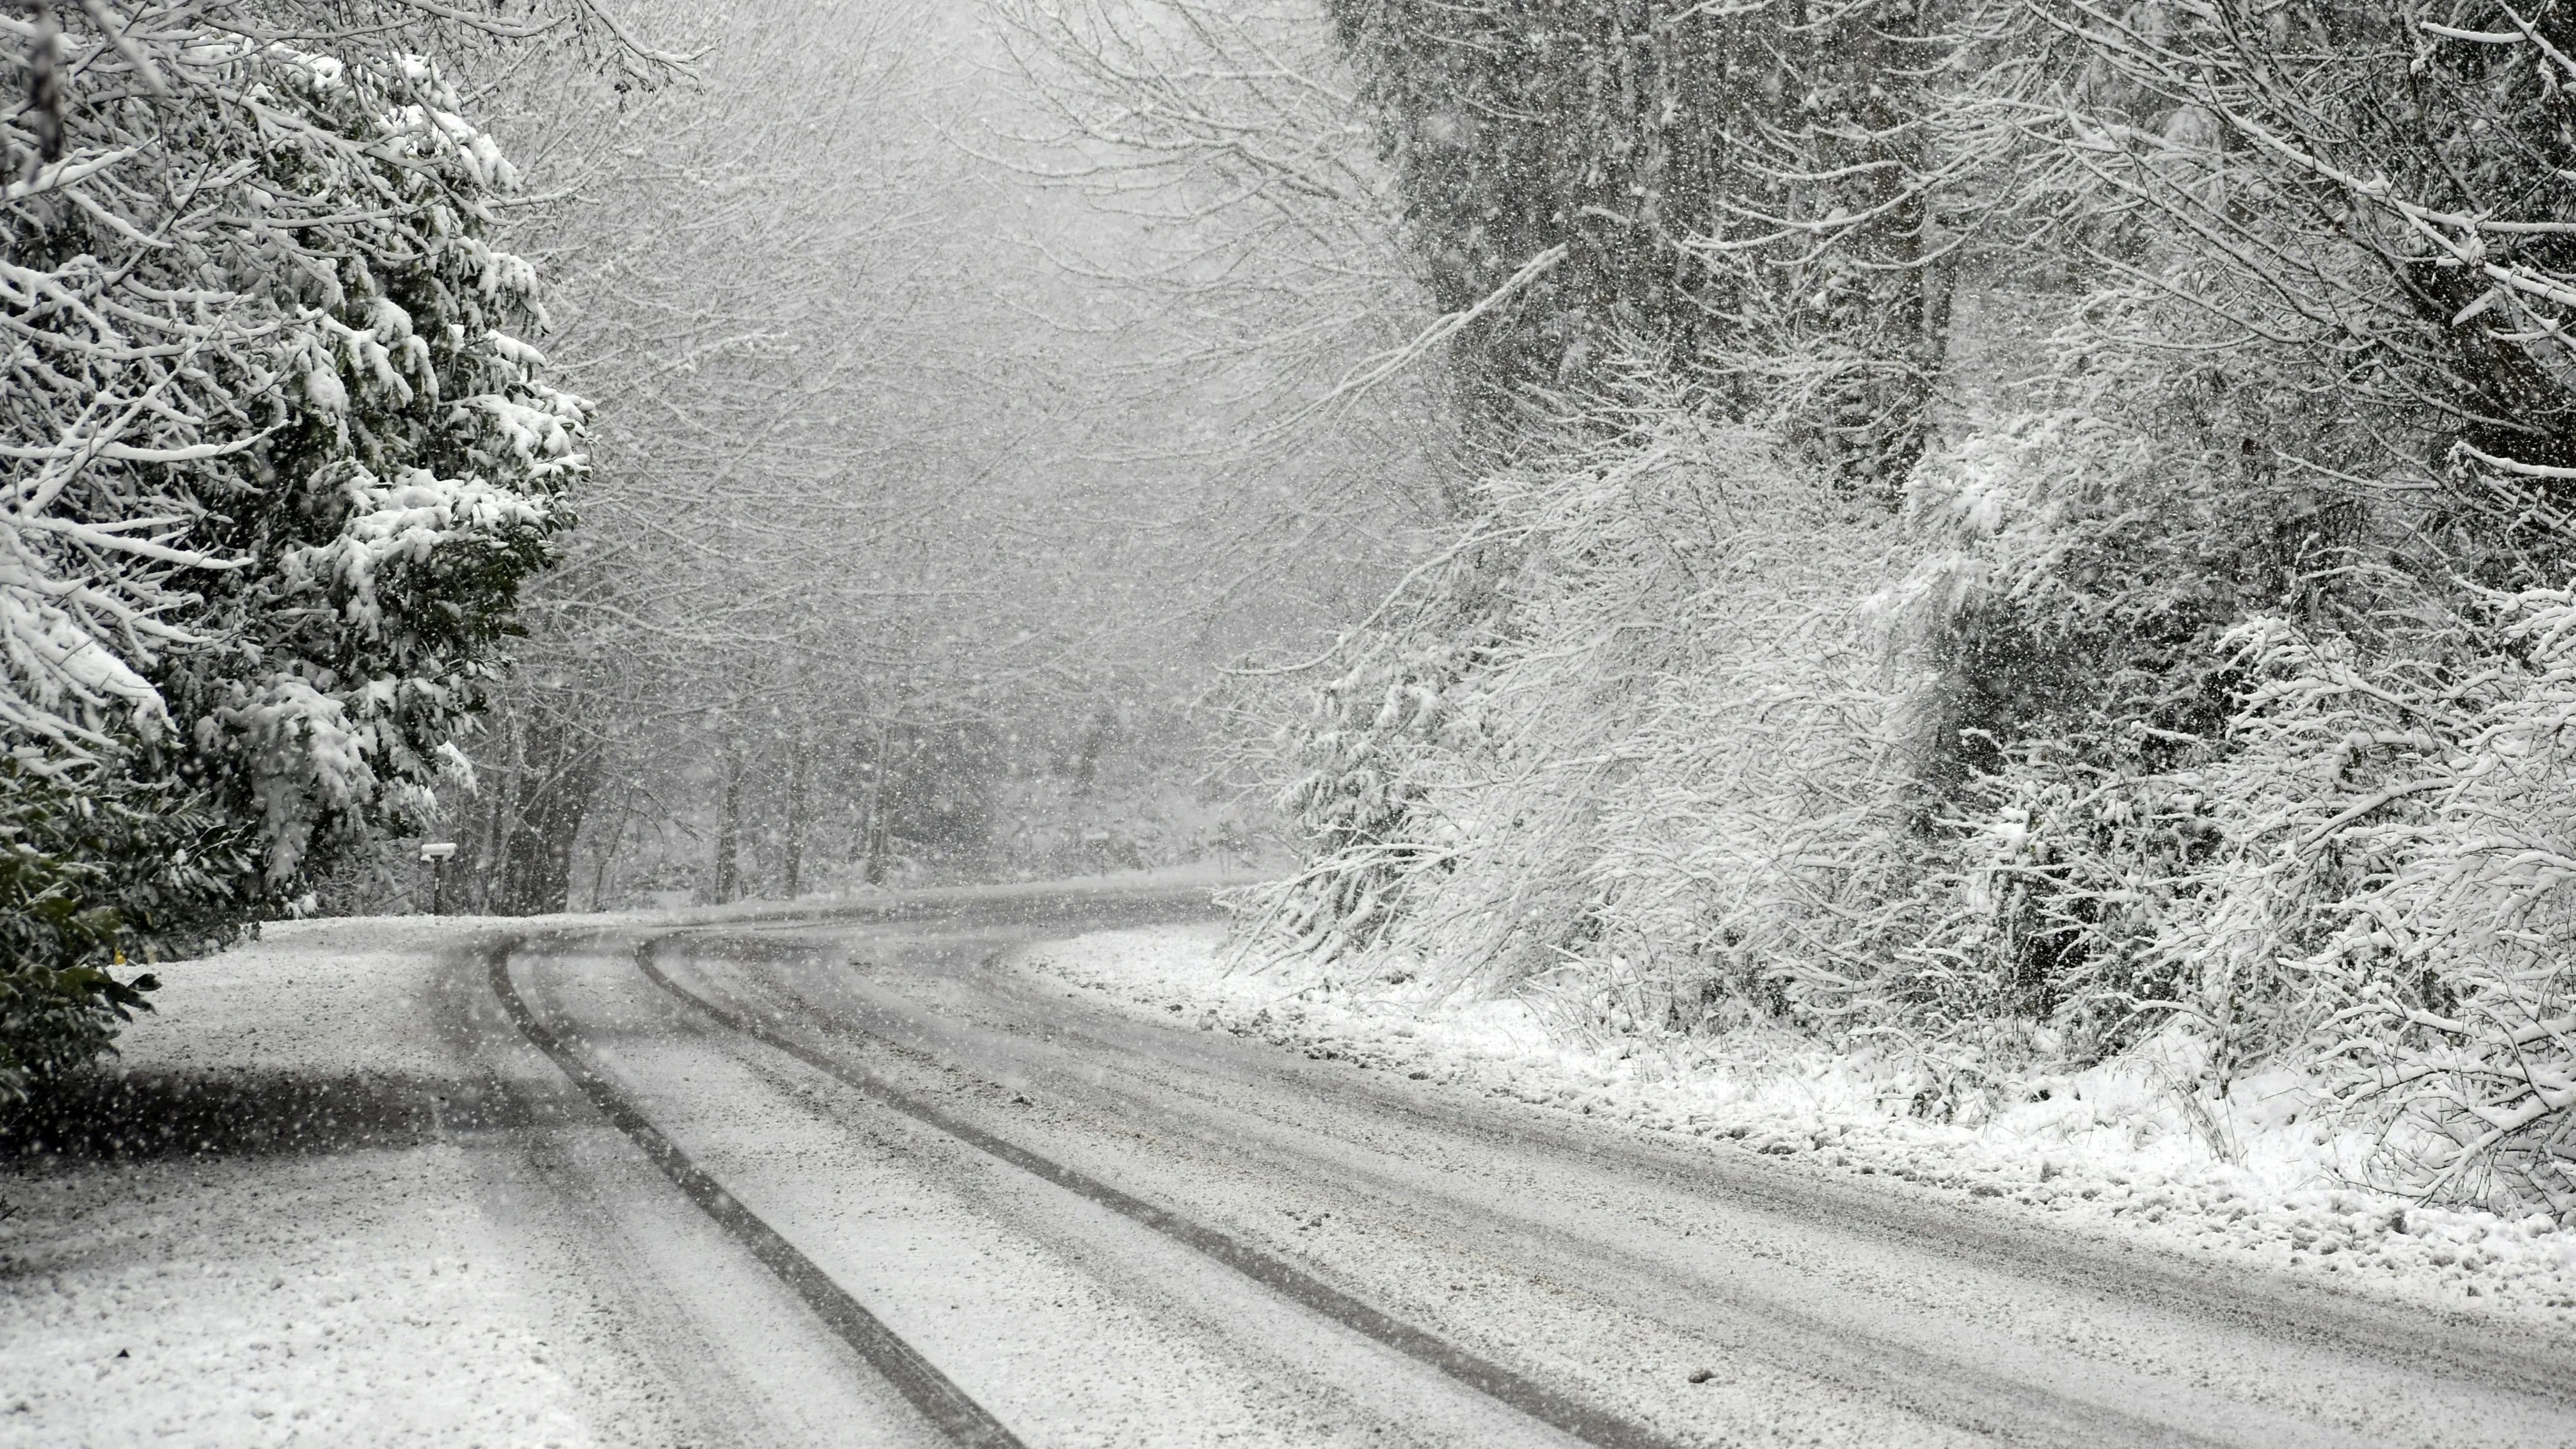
[1,1,603,1095]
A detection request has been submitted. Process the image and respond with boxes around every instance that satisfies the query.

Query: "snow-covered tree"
[1,1,624,1092]
[2010,0,2576,559]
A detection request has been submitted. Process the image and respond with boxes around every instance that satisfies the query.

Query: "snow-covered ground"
[0,917,684,1448]
[14,890,2572,1447]
[1008,923,2576,1328]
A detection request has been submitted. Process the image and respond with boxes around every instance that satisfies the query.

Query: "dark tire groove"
[486,939,1025,1449]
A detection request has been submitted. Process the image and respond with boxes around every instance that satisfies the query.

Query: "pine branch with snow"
[0,1,612,1093]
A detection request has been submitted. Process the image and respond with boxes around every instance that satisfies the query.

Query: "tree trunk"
[861,722,891,887]
[783,733,810,899]
[586,787,629,910]
[715,747,745,903]
[497,710,601,915]
[459,713,520,913]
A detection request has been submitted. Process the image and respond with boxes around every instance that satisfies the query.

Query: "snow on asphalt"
[1,1149,617,1447]
[0,919,683,1449]
[1007,923,2576,1329]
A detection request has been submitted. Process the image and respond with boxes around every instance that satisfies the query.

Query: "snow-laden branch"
[3,4,588,888]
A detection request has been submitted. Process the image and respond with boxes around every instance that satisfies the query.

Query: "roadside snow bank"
[1009,923,2576,1328]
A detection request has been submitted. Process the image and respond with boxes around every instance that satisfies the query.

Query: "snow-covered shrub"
[2141,598,2576,1221]
[1248,375,1917,1034]
[2,5,608,1091]
[1860,250,2462,1045]
[1255,626,1482,964]
[1258,371,2576,1225]
[1876,402,2331,1060]
[1902,461,2576,1218]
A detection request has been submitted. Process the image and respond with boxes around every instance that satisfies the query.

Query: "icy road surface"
[9,884,2576,1447]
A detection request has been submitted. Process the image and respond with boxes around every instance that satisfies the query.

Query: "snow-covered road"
[509,893,2576,1447]
[10,886,2576,1447]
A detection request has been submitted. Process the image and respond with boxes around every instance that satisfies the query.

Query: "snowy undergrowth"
[1012,923,2576,1327]
[1251,379,2576,1226]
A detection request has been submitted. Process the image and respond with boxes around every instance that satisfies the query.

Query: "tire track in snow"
[630,938,1689,1449]
[957,961,2576,1411]
[510,896,2576,1449]
[710,943,2303,1449]
[711,928,2576,1448]
[485,939,1026,1449]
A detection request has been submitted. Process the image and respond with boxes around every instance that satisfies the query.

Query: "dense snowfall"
[8,0,2576,1441]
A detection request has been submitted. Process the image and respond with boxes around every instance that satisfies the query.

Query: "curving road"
[442,888,2576,1449]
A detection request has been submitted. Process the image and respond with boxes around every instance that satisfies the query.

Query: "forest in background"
[0,2,1441,1097]
[385,0,1451,914]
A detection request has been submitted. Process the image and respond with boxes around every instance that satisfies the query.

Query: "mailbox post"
[420,841,458,915]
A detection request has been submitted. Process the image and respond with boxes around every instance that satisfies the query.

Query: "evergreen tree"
[0,2,625,1095]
